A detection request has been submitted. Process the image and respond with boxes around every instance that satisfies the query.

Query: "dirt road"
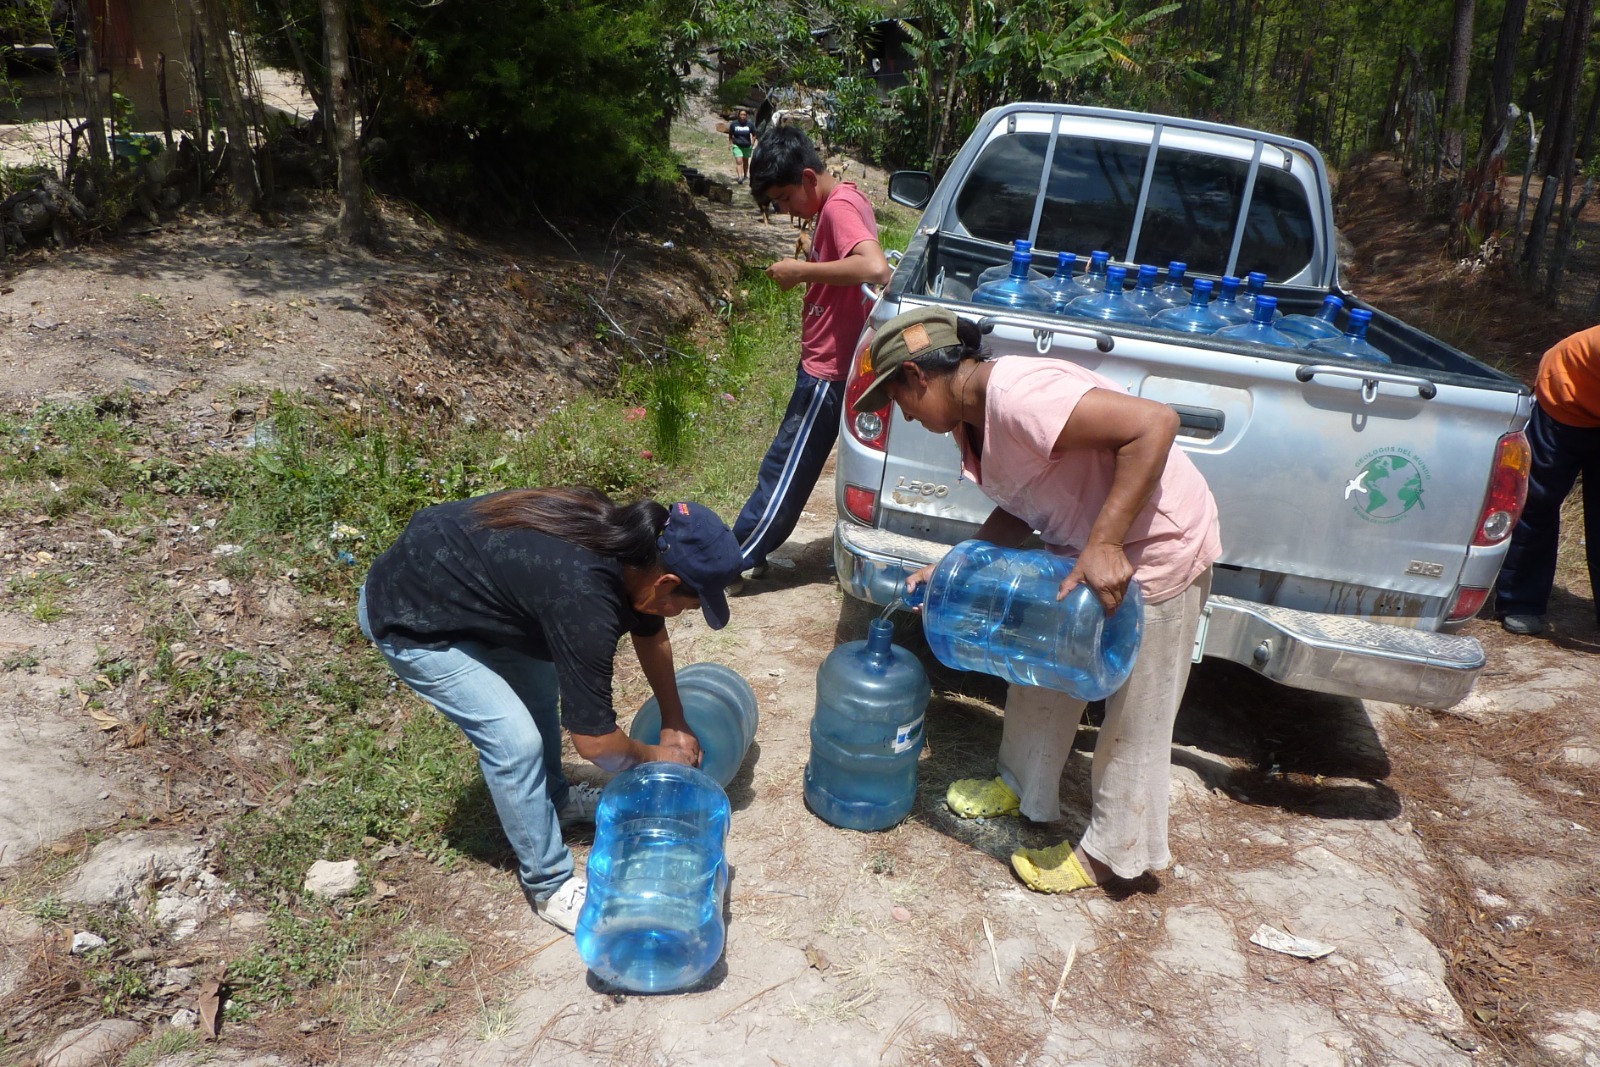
[2,105,1598,1067]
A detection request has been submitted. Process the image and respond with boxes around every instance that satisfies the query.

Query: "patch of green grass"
[124,1028,205,1067]
[7,572,70,622]
[28,896,69,923]
[229,909,367,1008]
[91,962,151,1014]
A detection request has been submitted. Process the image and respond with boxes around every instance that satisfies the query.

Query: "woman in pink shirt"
[852,306,1222,893]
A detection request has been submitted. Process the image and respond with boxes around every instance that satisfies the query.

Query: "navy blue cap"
[658,501,743,630]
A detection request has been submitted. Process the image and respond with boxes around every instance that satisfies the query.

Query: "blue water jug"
[1236,271,1281,320]
[805,618,930,831]
[1152,261,1189,307]
[972,239,1054,312]
[1036,251,1080,311]
[1211,275,1252,326]
[1308,308,1391,363]
[629,663,758,788]
[1070,250,1112,297]
[1277,295,1346,345]
[1126,265,1169,316]
[575,762,730,993]
[1217,295,1300,348]
[1065,265,1149,325]
[910,541,1143,701]
[1151,279,1230,334]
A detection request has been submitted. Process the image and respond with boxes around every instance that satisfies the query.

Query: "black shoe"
[1500,614,1546,635]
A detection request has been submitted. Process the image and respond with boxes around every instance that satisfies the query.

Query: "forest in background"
[2,0,1597,300]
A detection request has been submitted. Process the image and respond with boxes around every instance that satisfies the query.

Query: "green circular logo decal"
[1349,451,1428,522]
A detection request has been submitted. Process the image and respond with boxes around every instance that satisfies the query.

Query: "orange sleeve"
[1534,325,1600,428]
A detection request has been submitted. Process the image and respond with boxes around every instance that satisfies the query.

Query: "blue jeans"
[357,587,575,902]
[1494,402,1600,621]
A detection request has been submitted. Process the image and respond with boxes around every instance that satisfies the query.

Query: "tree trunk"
[1477,0,1528,162]
[188,0,260,210]
[1522,0,1595,283]
[1441,0,1476,166]
[320,0,366,244]
[268,0,330,144]
[68,0,109,168]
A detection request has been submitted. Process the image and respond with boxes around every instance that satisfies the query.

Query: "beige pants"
[996,568,1212,880]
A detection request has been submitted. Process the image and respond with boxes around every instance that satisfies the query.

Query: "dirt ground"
[2,101,1599,1067]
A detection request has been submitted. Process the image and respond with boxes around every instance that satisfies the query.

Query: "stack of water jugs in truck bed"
[971,239,1389,363]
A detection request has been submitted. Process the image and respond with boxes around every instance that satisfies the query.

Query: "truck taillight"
[1473,431,1531,546]
[1447,586,1491,624]
[843,338,888,451]
[844,485,877,523]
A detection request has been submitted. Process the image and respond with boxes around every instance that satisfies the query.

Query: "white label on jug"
[892,714,925,754]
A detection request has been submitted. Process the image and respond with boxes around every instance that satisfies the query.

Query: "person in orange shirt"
[1494,324,1600,634]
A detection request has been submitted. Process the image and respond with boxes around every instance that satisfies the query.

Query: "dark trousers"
[1494,402,1600,620]
[733,365,845,569]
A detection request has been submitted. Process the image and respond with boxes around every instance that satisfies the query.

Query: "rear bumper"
[834,521,1484,710]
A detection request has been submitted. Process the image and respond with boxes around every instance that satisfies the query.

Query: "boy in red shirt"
[732,126,891,579]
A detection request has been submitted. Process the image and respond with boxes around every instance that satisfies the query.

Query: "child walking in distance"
[358,488,743,933]
[733,125,891,580]
[727,109,757,184]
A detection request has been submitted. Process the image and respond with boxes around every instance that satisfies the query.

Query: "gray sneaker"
[1501,614,1547,635]
[533,877,587,934]
[557,782,603,829]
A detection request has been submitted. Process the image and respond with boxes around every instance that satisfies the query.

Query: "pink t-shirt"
[800,183,879,381]
[954,357,1222,603]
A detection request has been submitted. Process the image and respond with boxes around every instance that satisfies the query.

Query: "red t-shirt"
[800,183,879,381]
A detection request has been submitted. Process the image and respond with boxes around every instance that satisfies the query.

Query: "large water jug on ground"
[805,618,930,831]
[1277,295,1345,345]
[972,239,1054,312]
[1217,295,1300,348]
[910,541,1144,701]
[1065,265,1149,325]
[1308,308,1391,363]
[629,663,758,787]
[575,762,730,993]
[1151,279,1230,334]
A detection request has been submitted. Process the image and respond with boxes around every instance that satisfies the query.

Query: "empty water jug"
[1211,275,1252,326]
[1065,265,1149,325]
[1152,261,1189,307]
[629,663,758,787]
[805,618,930,831]
[575,762,730,993]
[1217,295,1300,348]
[1277,295,1345,345]
[1151,279,1230,334]
[1126,265,1169,316]
[1308,308,1391,363]
[1071,250,1113,297]
[1037,251,1080,311]
[910,541,1144,702]
[972,240,1054,312]
[1236,271,1278,319]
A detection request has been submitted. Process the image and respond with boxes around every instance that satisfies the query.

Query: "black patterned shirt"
[362,496,664,735]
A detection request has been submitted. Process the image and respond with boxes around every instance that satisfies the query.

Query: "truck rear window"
[952,131,1316,281]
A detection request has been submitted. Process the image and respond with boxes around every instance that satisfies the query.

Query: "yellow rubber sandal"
[945,776,1021,819]
[1011,841,1098,894]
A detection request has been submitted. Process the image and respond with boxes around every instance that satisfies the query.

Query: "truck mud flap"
[1203,594,1484,710]
[836,522,1485,711]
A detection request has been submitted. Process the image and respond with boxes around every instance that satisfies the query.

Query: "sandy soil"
[1,103,1598,1067]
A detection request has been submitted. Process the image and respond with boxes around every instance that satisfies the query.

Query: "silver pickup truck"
[833,103,1532,710]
